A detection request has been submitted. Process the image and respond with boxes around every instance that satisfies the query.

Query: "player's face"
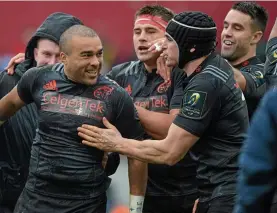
[221,9,254,63]
[162,34,179,68]
[34,39,60,67]
[61,35,103,86]
[133,21,165,62]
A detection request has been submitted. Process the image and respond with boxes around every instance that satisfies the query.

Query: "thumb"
[103,117,116,130]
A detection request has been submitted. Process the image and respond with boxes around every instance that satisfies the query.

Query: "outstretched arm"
[136,106,179,139]
[78,118,198,165]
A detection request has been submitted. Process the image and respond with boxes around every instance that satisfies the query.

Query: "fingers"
[103,117,115,130]
[79,124,103,133]
[6,53,25,75]
[157,56,171,82]
[82,140,98,148]
[192,198,199,213]
[77,126,102,141]
[78,131,100,143]
[148,38,165,53]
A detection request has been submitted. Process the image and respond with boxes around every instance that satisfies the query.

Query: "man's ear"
[251,31,263,45]
[60,52,67,65]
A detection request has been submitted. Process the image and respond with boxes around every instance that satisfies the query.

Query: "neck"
[64,67,78,83]
[183,55,209,76]
[143,58,158,73]
[229,46,256,66]
[144,63,157,73]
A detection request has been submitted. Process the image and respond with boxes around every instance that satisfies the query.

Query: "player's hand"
[5,53,25,75]
[192,198,199,213]
[157,55,171,82]
[148,38,166,53]
[77,117,122,152]
[102,152,108,168]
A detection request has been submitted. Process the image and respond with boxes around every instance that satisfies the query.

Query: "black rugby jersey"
[174,53,249,201]
[16,63,145,201]
[107,60,198,197]
[233,56,265,119]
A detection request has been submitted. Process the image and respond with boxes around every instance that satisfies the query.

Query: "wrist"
[129,195,144,213]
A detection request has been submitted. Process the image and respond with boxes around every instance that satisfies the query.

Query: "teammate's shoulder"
[199,61,232,83]
[27,64,55,74]
[99,75,130,97]
[100,74,121,88]
[111,60,142,76]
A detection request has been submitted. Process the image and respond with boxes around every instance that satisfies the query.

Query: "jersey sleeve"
[240,65,266,99]
[169,68,185,110]
[17,67,40,104]
[113,89,145,140]
[105,69,116,81]
[173,76,220,137]
[264,37,277,89]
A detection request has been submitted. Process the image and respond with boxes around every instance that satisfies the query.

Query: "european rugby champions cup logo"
[187,93,200,107]
[182,90,207,118]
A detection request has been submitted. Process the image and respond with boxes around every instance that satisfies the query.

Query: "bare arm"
[79,121,199,166]
[128,158,148,212]
[0,86,25,124]
[128,158,147,195]
[136,106,179,139]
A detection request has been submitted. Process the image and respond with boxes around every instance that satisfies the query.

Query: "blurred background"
[0,1,276,212]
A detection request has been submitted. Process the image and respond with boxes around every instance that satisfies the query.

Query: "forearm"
[136,106,177,139]
[0,96,23,123]
[128,158,148,195]
[116,138,181,165]
[128,158,148,213]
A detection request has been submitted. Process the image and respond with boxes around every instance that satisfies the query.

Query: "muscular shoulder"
[197,59,233,87]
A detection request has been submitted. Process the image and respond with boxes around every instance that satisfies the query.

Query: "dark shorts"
[14,188,107,213]
[143,193,198,213]
[196,195,235,213]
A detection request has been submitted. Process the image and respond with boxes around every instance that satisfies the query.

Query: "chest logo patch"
[93,86,114,100]
[157,80,171,93]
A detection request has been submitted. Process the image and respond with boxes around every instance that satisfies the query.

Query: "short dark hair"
[135,5,175,23]
[232,2,268,33]
[59,25,98,54]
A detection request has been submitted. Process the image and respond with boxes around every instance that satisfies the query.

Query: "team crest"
[93,86,114,100]
[157,80,171,93]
